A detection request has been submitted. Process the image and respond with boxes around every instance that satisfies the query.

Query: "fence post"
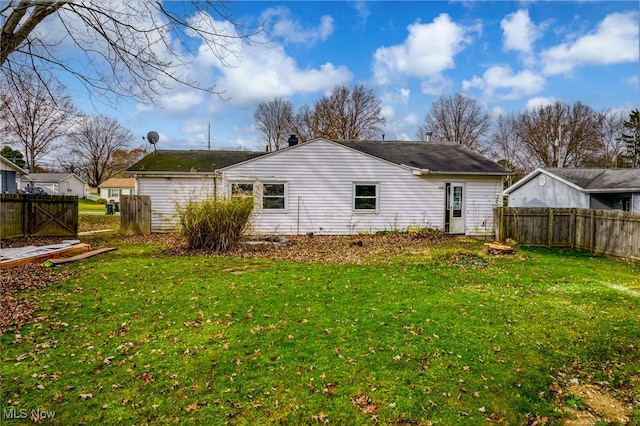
[547,208,553,248]
[570,208,576,250]
[589,209,596,254]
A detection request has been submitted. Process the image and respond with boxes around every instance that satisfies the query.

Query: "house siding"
[18,176,85,197]
[136,175,219,232]
[506,173,589,208]
[632,193,640,213]
[223,140,503,236]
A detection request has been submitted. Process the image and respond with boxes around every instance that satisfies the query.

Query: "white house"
[18,173,87,197]
[504,168,640,212]
[128,138,512,235]
[127,149,267,232]
[1,155,28,194]
[98,177,136,202]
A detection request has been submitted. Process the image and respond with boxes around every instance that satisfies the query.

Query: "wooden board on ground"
[0,243,91,269]
[44,247,117,267]
[485,242,515,255]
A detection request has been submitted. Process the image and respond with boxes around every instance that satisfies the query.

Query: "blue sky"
[64,1,639,152]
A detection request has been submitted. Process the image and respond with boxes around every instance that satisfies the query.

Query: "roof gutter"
[410,168,511,176]
[128,171,219,178]
[583,188,640,193]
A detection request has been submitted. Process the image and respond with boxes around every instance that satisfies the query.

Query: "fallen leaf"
[79,393,93,400]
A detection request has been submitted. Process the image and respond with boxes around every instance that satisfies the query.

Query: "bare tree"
[417,93,490,152]
[0,70,76,170]
[516,101,601,168]
[254,97,294,151]
[109,146,148,176]
[489,113,529,186]
[293,85,386,141]
[64,114,133,187]
[590,110,628,167]
[292,104,317,142]
[1,1,261,104]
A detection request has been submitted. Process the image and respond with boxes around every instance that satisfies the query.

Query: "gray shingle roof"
[25,173,84,182]
[544,168,640,191]
[127,150,267,172]
[339,141,512,174]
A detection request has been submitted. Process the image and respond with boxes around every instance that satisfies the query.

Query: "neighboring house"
[0,155,28,194]
[128,138,511,235]
[18,173,87,197]
[99,177,136,202]
[504,168,640,212]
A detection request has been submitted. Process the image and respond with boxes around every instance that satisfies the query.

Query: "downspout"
[297,195,300,235]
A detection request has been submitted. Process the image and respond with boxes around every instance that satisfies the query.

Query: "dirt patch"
[558,381,635,425]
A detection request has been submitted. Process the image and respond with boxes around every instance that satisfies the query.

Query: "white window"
[262,183,286,210]
[354,183,378,211]
[108,188,121,198]
[230,182,254,199]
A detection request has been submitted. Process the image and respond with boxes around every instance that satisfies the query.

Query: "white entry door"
[446,182,465,234]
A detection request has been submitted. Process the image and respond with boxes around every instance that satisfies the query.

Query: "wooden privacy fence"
[494,207,640,260]
[1,194,78,239]
[120,195,151,235]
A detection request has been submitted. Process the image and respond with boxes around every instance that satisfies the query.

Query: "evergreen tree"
[621,109,640,168]
[0,145,26,168]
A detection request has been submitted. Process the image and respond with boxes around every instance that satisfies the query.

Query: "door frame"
[444,182,466,234]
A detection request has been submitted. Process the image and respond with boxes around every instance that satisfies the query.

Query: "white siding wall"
[137,176,218,232]
[223,140,503,236]
[507,173,589,208]
[62,178,85,197]
[633,193,640,213]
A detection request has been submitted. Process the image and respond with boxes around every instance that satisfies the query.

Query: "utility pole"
[208,123,211,151]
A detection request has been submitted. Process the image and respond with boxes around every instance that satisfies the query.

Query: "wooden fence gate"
[120,195,151,235]
[494,207,640,260]
[1,194,78,238]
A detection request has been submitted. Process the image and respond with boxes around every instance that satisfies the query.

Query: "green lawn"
[1,238,638,425]
[79,198,107,213]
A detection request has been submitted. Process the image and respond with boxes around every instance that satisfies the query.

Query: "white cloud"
[491,106,507,118]
[525,96,558,110]
[261,7,334,45]
[501,9,541,54]
[372,13,474,85]
[352,1,371,27]
[420,75,454,96]
[541,11,639,75]
[142,14,352,112]
[463,66,545,100]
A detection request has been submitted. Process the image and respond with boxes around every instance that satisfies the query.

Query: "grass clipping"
[177,197,254,252]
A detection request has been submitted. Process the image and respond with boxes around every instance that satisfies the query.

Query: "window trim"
[260,182,287,212]
[229,182,255,200]
[353,182,379,213]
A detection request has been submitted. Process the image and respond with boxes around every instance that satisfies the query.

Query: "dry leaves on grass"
[165,233,452,265]
[0,263,77,332]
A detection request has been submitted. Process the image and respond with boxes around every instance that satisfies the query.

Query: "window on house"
[354,183,378,211]
[262,183,285,209]
[108,189,122,198]
[231,183,254,199]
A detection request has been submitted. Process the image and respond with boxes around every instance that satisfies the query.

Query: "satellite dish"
[146,131,159,152]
